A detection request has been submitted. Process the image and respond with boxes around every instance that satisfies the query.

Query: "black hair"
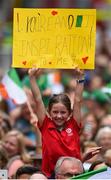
[48,93,71,113]
[88,160,106,172]
[15,165,39,178]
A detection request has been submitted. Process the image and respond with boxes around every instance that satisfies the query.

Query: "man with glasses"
[54,156,84,179]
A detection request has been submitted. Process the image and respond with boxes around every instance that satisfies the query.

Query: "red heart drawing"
[82,56,88,64]
[22,61,27,65]
[51,10,58,16]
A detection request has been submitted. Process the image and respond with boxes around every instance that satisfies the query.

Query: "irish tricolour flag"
[0,68,27,104]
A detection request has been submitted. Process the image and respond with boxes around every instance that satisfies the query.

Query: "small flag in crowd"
[0,68,27,104]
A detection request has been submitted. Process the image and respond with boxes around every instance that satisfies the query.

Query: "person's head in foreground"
[15,165,39,179]
[54,156,84,179]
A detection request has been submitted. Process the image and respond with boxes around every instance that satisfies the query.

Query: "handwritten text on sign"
[12,8,96,69]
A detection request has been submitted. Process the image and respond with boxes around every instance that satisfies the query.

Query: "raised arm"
[28,68,46,127]
[72,68,85,125]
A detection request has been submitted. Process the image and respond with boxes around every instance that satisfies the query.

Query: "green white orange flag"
[0,68,27,104]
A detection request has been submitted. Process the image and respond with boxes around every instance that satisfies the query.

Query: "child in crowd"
[29,68,84,177]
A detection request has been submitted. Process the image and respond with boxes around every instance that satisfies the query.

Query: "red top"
[38,115,81,177]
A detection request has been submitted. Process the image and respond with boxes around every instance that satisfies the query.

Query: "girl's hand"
[28,68,41,78]
[73,67,85,80]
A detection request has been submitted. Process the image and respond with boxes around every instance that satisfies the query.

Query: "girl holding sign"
[28,68,84,177]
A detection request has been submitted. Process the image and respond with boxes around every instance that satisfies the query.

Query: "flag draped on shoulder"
[0,68,27,104]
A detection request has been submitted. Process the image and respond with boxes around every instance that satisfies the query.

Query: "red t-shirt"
[38,115,81,177]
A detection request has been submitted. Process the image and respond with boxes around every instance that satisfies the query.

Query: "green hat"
[91,90,110,104]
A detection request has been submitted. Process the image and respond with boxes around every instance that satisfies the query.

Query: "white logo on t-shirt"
[66,128,72,134]
[66,128,73,136]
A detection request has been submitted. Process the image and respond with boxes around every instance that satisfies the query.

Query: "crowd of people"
[0,59,111,179]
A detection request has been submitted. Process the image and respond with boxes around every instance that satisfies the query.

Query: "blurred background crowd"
[0,0,111,179]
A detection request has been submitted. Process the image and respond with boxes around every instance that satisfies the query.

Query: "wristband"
[76,79,85,83]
